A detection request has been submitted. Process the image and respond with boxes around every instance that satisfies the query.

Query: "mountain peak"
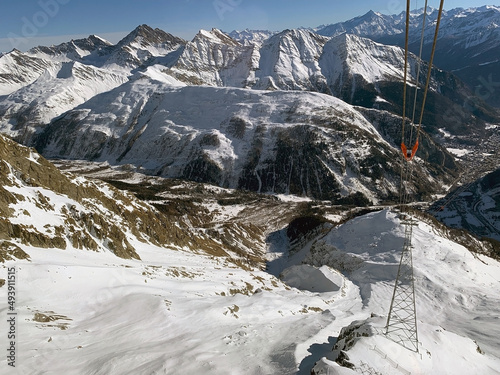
[278,28,311,36]
[270,27,328,44]
[118,24,154,43]
[194,28,240,46]
[6,48,22,55]
[27,34,112,59]
[117,24,186,48]
[485,5,500,11]
[87,34,113,46]
[357,9,383,21]
[129,24,156,38]
[227,29,277,46]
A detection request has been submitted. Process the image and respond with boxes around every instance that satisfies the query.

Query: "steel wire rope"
[399,0,445,209]
[409,0,429,146]
[415,0,445,140]
[399,0,412,209]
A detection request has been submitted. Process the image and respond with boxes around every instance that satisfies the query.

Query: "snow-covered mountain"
[27,34,114,62]
[168,26,490,136]
[0,25,188,144]
[316,6,500,107]
[1,21,498,151]
[166,28,256,88]
[1,20,497,202]
[252,29,329,92]
[96,24,186,70]
[0,61,128,144]
[0,24,185,100]
[166,28,330,92]
[315,10,403,39]
[315,6,500,57]
[32,75,459,203]
[27,24,187,71]
[0,49,57,96]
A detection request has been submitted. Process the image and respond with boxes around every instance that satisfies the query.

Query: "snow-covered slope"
[0,62,128,143]
[33,75,458,202]
[252,29,329,92]
[0,50,57,96]
[299,209,500,374]
[166,28,256,88]
[2,161,499,375]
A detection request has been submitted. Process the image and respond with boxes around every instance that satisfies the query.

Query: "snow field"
[1,167,499,375]
[308,210,500,374]
[1,241,346,375]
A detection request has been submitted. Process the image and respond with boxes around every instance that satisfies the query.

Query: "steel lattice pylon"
[385,216,419,352]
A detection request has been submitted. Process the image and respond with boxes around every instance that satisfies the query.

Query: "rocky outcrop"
[0,135,223,259]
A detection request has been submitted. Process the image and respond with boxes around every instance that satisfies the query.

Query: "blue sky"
[0,0,497,52]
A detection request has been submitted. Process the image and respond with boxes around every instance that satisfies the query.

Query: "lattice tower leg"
[385,218,419,352]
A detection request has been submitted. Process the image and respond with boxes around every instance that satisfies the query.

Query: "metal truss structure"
[385,216,419,353]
